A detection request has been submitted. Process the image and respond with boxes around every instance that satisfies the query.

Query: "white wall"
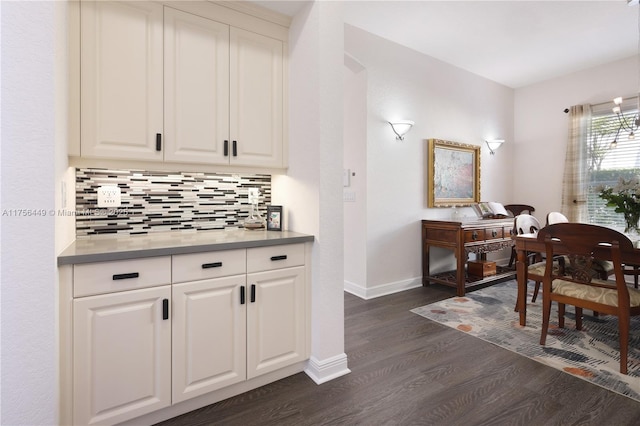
[1,2,65,424]
[343,25,514,298]
[343,54,367,290]
[514,56,637,224]
[272,0,350,383]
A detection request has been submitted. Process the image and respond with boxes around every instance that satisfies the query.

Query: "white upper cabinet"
[164,8,230,164]
[230,28,283,168]
[80,1,164,161]
[76,1,288,169]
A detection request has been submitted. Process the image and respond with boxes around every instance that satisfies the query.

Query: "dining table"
[514,231,640,326]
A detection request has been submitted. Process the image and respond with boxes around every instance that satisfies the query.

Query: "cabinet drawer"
[172,249,246,283]
[486,227,503,240]
[504,226,515,238]
[73,256,171,297]
[464,229,484,243]
[247,243,304,273]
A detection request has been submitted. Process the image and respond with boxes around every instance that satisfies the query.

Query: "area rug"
[411,280,640,402]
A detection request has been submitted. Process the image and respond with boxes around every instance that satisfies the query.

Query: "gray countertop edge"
[58,232,315,266]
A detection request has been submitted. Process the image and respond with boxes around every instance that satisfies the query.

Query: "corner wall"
[273,1,349,383]
[343,25,514,298]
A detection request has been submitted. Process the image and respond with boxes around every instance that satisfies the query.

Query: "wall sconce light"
[485,139,505,155]
[388,120,414,141]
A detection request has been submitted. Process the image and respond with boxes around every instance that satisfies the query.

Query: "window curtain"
[561,104,591,222]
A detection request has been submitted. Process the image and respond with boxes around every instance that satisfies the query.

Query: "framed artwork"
[427,139,481,207]
[267,205,283,231]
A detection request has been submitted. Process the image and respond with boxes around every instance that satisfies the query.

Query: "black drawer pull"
[240,286,245,305]
[232,140,237,157]
[112,272,139,280]
[250,284,256,303]
[270,255,287,261]
[202,262,223,269]
[224,140,229,156]
[162,299,169,320]
[156,133,162,151]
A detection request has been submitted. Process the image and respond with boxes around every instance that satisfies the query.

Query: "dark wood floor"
[156,283,640,426]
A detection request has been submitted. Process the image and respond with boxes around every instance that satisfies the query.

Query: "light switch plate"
[97,185,121,207]
[343,169,351,187]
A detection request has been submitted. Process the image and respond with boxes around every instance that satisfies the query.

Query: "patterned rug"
[411,280,640,402]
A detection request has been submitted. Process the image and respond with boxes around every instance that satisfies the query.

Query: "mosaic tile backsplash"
[76,168,271,238]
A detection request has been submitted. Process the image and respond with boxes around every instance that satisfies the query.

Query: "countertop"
[58,229,315,265]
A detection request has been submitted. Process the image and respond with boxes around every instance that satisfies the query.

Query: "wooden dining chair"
[505,204,535,267]
[504,204,535,217]
[545,211,568,226]
[546,211,614,280]
[538,223,640,374]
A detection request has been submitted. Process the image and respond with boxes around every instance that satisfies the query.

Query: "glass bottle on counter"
[244,188,266,230]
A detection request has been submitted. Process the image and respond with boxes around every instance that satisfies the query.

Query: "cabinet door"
[73,285,171,425]
[172,275,247,403]
[80,1,164,161]
[230,28,283,168]
[164,8,230,165]
[246,266,306,379]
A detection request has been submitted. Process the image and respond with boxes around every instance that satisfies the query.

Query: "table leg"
[516,247,527,326]
[456,248,467,297]
[422,242,430,286]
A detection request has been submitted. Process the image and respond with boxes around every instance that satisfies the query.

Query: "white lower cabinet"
[68,243,309,425]
[171,275,247,403]
[73,285,172,425]
[247,266,306,378]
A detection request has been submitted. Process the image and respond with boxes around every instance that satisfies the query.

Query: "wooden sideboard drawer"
[247,243,305,273]
[486,227,504,240]
[464,229,485,243]
[172,249,246,283]
[504,226,515,238]
[73,256,171,297]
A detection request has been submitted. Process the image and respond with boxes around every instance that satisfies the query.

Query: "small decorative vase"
[624,211,640,234]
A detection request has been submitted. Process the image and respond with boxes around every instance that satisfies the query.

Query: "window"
[587,98,640,230]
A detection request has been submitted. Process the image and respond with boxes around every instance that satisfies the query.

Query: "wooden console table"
[422,218,516,296]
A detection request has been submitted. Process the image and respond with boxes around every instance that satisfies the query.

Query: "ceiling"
[248,0,640,88]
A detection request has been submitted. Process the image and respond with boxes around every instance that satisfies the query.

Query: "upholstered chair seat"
[551,279,640,307]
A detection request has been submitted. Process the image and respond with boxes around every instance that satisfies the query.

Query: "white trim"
[344,277,422,300]
[304,354,350,385]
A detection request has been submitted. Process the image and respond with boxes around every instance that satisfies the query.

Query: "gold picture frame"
[427,139,481,207]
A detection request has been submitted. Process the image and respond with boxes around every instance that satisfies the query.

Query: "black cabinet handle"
[240,286,245,305]
[202,262,222,269]
[156,133,162,151]
[250,284,256,303]
[232,140,237,157]
[162,299,169,320]
[224,140,229,156]
[270,255,287,261]
[112,272,139,280]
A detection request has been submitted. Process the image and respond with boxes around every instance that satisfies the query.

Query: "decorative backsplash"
[75,168,271,238]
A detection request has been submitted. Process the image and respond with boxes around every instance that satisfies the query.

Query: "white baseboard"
[344,277,422,300]
[304,353,350,384]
